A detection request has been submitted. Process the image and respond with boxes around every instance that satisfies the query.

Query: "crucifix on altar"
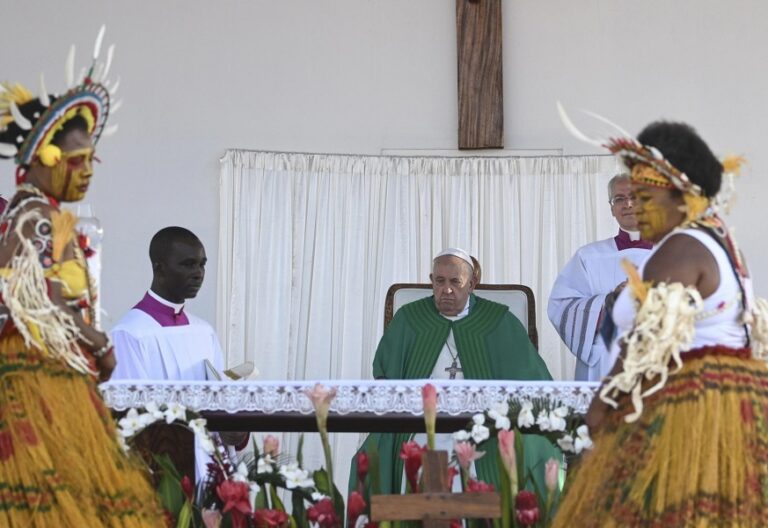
[456,0,504,149]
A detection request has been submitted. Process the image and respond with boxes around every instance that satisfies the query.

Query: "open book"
[204,359,258,381]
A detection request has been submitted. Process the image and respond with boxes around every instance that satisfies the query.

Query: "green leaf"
[297,434,305,467]
[292,490,309,528]
[367,444,381,497]
[153,453,183,482]
[157,472,184,518]
[270,484,286,511]
[313,468,332,497]
[176,501,193,528]
[514,429,525,489]
[255,487,269,510]
[498,450,512,528]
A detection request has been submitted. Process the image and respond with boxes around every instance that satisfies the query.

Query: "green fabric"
[350,294,558,497]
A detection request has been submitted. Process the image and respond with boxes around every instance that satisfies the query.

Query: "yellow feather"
[722,154,746,175]
[50,210,77,263]
[621,258,649,304]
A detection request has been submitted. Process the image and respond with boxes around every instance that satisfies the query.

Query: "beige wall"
[1,0,766,336]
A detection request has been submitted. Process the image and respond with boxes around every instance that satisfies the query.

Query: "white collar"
[148,289,185,314]
[621,228,642,241]
[440,297,471,321]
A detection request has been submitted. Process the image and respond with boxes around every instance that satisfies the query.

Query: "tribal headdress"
[0,26,120,177]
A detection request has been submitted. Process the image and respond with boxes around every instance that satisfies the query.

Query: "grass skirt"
[0,332,163,527]
[553,347,768,527]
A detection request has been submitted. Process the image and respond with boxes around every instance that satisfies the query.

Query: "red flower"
[347,491,367,526]
[216,480,252,528]
[307,498,340,528]
[466,479,495,493]
[163,510,176,528]
[446,466,459,491]
[181,475,195,502]
[399,440,427,493]
[515,490,540,526]
[253,508,289,527]
[357,451,369,484]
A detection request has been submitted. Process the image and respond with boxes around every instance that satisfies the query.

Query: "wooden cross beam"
[456,0,504,149]
[371,450,501,528]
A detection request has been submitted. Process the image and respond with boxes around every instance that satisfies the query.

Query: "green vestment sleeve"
[350,295,559,498]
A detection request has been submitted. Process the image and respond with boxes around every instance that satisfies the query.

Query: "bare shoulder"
[643,232,716,288]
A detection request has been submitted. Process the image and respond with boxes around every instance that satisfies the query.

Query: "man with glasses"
[547,174,652,381]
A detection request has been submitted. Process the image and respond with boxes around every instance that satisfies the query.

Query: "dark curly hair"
[637,121,723,198]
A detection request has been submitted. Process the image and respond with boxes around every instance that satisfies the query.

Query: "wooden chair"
[384,283,538,349]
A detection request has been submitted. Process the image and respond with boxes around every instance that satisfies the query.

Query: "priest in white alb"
[547,174,652,381]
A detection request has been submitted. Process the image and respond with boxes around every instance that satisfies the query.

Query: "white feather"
[9,101,32,130]
[556,101,604,148]
[110,99,123,115]
[102,44,115,80]
[0,84,6,94]
[580,109,634,139]
[101,123,119,137]
[109,77,120,97]
[0,143,18,157]
[39,74,50,107]
[93,25,106,60]
[65,45,76,88]
[91,63,104,84]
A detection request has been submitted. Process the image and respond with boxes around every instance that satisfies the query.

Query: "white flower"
[535,410,551,431]
[117,434,130,453]
[517,401,535,429]
[495,416,511,431]
[452,430,470,442]
[312,492,329,502]
[118,408,143,437]
[488,401,509,420]
[472,413,485,425]
[188,418,208,435]
[548,407,569,432]
[232,462,250,483]
[557,434,574,453]
[355,515,370,528]
[144,401,165,420]
[471,423,490,443]
[164,402,187,424]
[279,462,314,489]
[257,455,275,474]
[574,425,593,454]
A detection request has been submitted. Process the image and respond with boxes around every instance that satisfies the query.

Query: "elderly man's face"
[610,179,639,231]
[430,256,475,316]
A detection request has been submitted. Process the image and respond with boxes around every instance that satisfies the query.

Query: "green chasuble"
[349,294,559,496]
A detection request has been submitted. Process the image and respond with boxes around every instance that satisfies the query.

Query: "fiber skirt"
[0,332,162,527]
[553,346,768,527]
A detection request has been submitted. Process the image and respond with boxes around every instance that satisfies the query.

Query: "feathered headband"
[556,102,707,197]
[0,25,120,167]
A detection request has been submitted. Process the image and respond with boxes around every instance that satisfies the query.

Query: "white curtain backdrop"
[217,149,620,484]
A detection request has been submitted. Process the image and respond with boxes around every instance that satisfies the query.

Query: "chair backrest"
[383,283,537,349]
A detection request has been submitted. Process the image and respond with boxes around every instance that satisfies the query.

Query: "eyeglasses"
[609,194,636,207]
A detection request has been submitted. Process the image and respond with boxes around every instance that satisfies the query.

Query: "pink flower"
[399,440,427,492]
[515,490,540,527]
[307,498,341,528]
[545,457,559,493]
[263,434,280,457]
[466,479,495,492]
[422,383,438,447]
[453,441,485,471]
[347,491,367,526]
[357,451,369,486]
[202,509,222,528]
[216,480,252,528]
[304,383,338,430]
[253,508,290,527]
[497,429,516,478]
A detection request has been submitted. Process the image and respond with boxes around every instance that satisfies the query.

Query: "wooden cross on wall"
[371,450,501,528]
[456,0,504,149]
